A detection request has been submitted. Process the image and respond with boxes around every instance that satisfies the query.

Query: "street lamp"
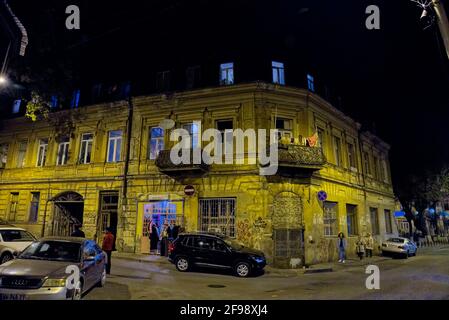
[412,0,449,59]
[0,74,8,86]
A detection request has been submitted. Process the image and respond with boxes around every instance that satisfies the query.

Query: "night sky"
[1,0,449,200]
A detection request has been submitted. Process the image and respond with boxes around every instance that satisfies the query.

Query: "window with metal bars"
[199,198,236,237]
[274,229,303,258]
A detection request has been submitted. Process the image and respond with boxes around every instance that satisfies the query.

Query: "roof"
[39,236,87,244]
[0,225,26,231]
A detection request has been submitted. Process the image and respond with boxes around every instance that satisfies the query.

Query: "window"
[0,230,35,242]
[373,156,379,180]
[29,192,40,223]
[317,128,325,149]
[363,151,371,175]
[217,119,234,154]
[12,99,21,113]
[0,143,9,168]
[347,143,356,169]
[307,74,315,92]
[276,118,293,142]
[182,123,200,149]
[71,89,81,108]
[370,208,380,235]
[50,95,59,108]
[56,137,70,166]
[272,61,285,85]
[148,127,165,160]
[107,130,122,163]
[156,71,171,92]
[384,209,393,234]
[333,136,342,166]
[17,141,27,168]
[323,202,338,236]
[220,62,234,85]
[186,66,201,89]
[8,193,19,221]
[199,198,236,237]
[381,159,389,183]
[346,204,358,236]
[79,133,93,164]
[274,229,303,260]
[36,139,48,167]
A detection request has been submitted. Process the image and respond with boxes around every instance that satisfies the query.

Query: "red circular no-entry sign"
[184,185,195,196]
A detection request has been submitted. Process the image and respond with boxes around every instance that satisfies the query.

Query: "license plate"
[0,294,26,301]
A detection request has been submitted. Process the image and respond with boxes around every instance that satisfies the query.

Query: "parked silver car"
[381,237,418,258]
[0,237,107,300]
[0,226,37,265]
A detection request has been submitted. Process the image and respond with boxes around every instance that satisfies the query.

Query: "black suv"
[168,233,266,277]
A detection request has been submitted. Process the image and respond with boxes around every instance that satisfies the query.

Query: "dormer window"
[272,61,285,85]
[307,74,315,92]
[220,63,234,85]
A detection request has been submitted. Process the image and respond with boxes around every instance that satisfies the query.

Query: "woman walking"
[337,232,347,263]
[365,233,374,258]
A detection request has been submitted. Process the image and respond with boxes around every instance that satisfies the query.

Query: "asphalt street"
[84,246,449,300]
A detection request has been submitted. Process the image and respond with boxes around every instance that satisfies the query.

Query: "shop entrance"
[140,200,184,254]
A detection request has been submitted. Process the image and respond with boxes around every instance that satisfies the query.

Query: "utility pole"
[432,0,449,59]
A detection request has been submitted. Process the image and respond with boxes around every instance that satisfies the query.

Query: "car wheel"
[0,252,13,265]
[97,266,107,287]
[175,257,190,272]
[235,262,251,278]
[72,280,83,300]
[404,251,409,259]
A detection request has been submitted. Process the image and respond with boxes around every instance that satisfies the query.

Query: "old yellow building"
[0,82,396,267]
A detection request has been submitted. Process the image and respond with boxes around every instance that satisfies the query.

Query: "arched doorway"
[271,191,305,269]
[51,192,84,236]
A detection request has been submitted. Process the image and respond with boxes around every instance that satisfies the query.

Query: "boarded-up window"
[274,229,303,258]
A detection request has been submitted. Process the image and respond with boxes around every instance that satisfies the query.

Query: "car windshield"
[0,230,36,242]
[18,241,81,263]
[223,237,245,250]
[387,238,405,243]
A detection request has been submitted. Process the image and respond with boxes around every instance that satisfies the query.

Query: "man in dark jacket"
[71,225,85,238]
[102,228,115,274]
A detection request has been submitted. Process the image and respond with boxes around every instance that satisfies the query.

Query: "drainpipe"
[120,97,134,249]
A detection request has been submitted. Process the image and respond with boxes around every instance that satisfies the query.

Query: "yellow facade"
[0,83,396,267]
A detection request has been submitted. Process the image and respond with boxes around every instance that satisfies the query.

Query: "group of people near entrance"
[337,232,375,263]
[149,220,182,256]
[71,224,115,275]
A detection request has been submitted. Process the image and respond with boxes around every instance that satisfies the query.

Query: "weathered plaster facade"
[0,83,397,267]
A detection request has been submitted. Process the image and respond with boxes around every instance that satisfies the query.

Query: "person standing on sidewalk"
[365,233,374,258]
[102,228,115,275]
[356,235,365,260]
[337,232,347,263]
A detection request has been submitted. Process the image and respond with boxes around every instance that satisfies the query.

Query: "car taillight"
[168,242,175,253]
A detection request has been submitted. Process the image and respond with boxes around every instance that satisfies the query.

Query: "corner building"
[0,83,396,267]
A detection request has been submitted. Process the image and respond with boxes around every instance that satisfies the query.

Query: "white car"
[0,226,36,265]
[381,237,418,258]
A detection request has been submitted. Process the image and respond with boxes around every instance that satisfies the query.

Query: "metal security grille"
[199,198,236,237]
[274,229,303,258]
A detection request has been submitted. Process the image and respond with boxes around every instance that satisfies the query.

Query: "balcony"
[155,149,210,176]
[276,144,326,176]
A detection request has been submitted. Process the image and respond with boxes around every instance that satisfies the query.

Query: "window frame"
[56,137,70,166]
[347,142,357,170]
[148,127,165,160]
[29,192,40,223]
[79,133,94,165]
[346,204,358,236]
[384,209,393,234]
[107,130,123,163]
[333,136,342,167]
[370,207,380,235]
[220,62,234,86]
[36,139,48,167]
[272,61,285,85]
[17,140,28,168]
[323,201,338,237]
[8,192,19,222]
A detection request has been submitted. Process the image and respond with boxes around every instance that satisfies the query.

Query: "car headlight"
[251,256,265,263]
[42,278,67,288]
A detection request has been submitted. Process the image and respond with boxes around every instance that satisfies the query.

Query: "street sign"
[317,190,327,202]
[184,185,195,196]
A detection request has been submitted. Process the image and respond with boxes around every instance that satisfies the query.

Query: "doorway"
[51,192,84,236]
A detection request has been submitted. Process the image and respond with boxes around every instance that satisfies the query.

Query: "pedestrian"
[160,223,169,257]
[356,235,365,260]
[150,222,160,254]
[337,232,347,263]
[102,227,115,275]
[365,233,374,258]
[71,224,85,238]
